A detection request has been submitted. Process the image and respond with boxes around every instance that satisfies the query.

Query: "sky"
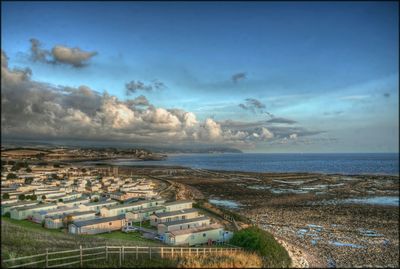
[1,1,399,153]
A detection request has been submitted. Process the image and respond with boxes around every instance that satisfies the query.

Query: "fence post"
[106,245,108,261]
[122,246,125,263]
[161,247,164,258]
[80,245,83,267]
[136,246,138,260]
[149,247,152,259]
[196,248,199,256]
[180,248,183,257]
[172,248,174,258]
[119,247,122,267]
[203,248,206,255]
[45,248,49,268]
[189,248,191,256]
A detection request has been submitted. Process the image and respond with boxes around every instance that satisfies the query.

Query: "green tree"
[58,198,63,202]
[24,177,34,184]
[18,194,26,201]
[11,165,19,171]
[6,173,17,179]
[2,193,10,199]
[41,195,47,200]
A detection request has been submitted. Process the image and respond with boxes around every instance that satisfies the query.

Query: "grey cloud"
[51,46,97,67]
[29,38,97,67]
[30,38,50,62]
[266,117,297,124]
[232,72,246,83]
[239,98,274,117]
[125,80,166,95]
[220,119,323,140]
[126,95,150,107]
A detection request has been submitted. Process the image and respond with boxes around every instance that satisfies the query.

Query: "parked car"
[122,226,138,233]
[154,235,163,241]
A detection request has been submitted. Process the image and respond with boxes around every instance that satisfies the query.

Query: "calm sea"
[102,153,399,175]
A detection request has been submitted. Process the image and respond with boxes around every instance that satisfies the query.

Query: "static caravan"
[125,206,166,224]
[163,224,226,246]
[101,199,165,217]
[10,203,58,220]
[68,215,126,235]
[150,208,200,226]
[45,210,96,229]
[32,205,88,223]
[157,216,210,235]
[85,200,119,213]
[165,200,193,212]
[1,200,39,216]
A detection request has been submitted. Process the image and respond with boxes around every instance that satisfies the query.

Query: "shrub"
[41,195,47,200]
[26,167,32,173]
[7,173,17,179]
[24,177,34,184]
[30,194,38,200]
[230,226,291,268]
[18,194,26,201]
[4,212,11,218]
[3,193,10,199]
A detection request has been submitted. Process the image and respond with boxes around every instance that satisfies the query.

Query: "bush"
[41,195,47,200]
[230,227,291,268]
[24,177,34,184]
[26,167,32,173]
[4,212,11,218]
[18,194,26,201]
[30,194,38,200]
[7,173,17,179]
[3,193,10,199]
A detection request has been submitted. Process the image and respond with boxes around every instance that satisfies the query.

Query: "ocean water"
[104,153,399,175]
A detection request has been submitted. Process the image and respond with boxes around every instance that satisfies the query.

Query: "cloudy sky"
[1,2,398,152]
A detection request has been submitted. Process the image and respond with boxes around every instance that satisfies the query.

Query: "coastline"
[107,164,399,268]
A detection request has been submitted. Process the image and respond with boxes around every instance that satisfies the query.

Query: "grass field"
[1,217,263,268]
[1,217,163,260]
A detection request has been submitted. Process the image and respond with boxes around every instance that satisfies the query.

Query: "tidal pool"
[209,199,241,209]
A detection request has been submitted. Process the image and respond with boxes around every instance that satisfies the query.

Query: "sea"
[98,153,399,175]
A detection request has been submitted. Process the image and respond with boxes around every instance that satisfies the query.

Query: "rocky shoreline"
[110,166,399,268]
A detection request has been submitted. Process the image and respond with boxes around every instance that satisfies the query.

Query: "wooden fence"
[2,245,242,268]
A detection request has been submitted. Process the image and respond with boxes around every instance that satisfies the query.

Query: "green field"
[1,217,163,260]
[1,217,263,268]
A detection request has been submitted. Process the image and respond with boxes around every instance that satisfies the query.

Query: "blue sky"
[1,1,399,152]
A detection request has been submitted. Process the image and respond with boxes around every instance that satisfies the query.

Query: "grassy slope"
[1,217,162,260]
[1,217,263,268]
[230,226,292,268]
